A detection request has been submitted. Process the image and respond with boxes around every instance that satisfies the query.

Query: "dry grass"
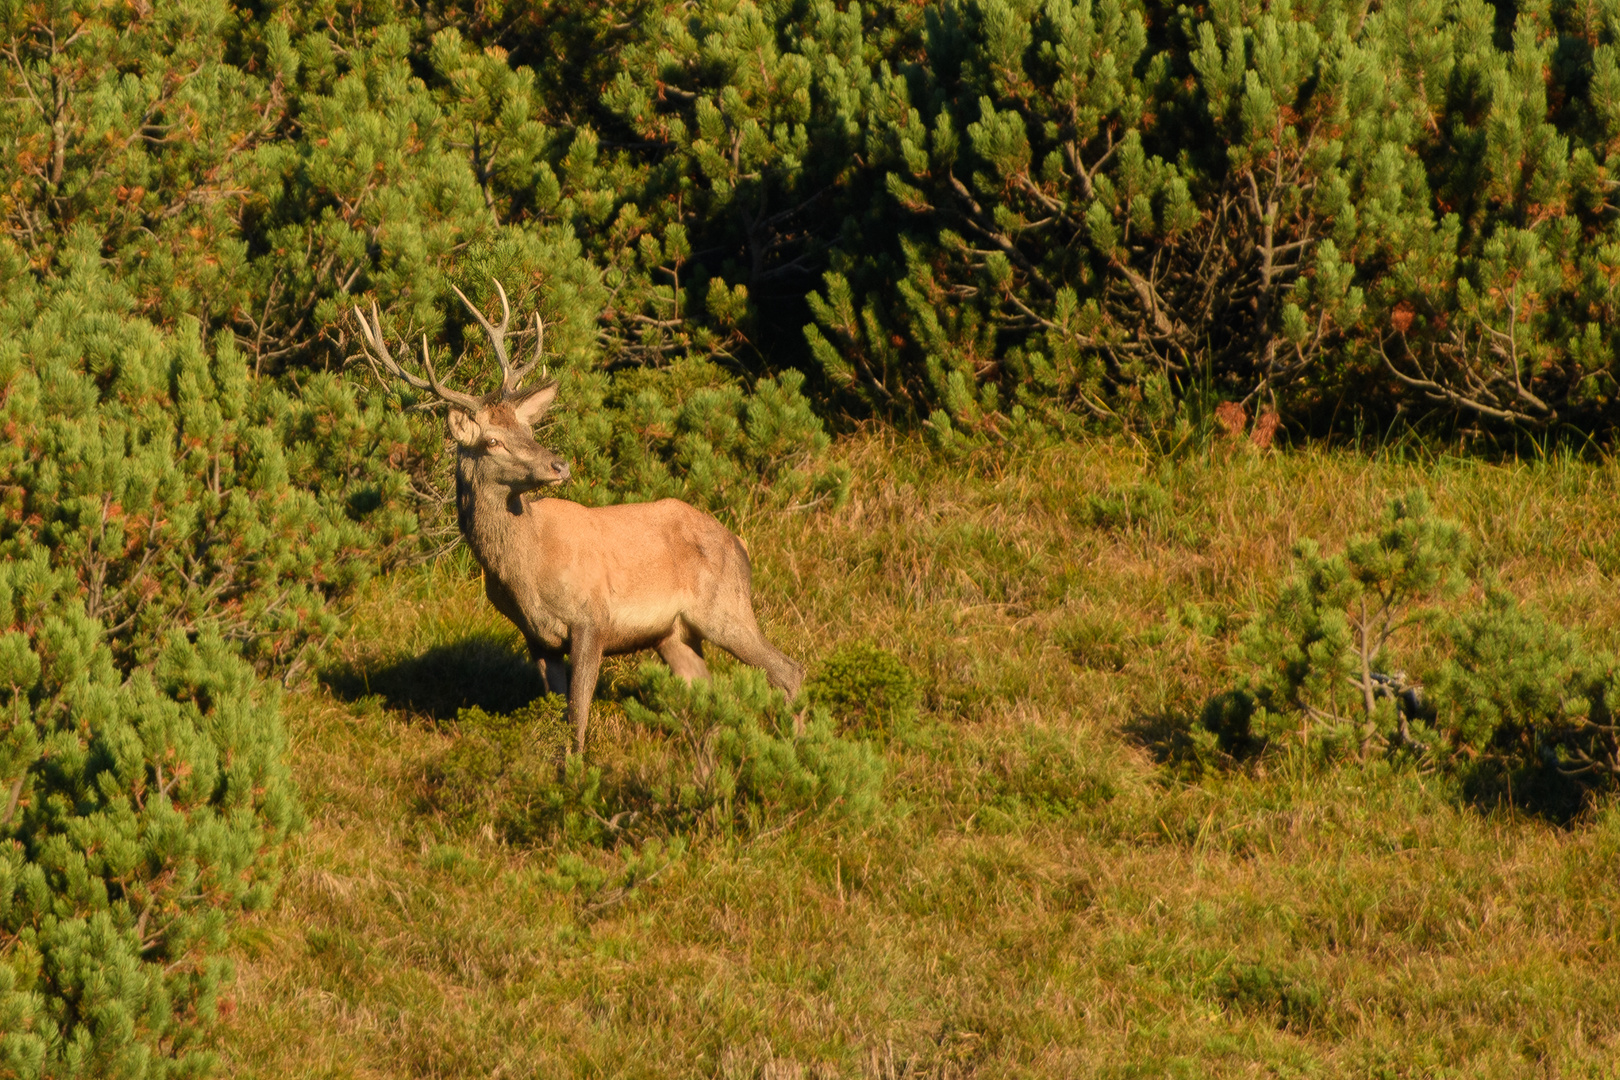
[220,433,1620,1078]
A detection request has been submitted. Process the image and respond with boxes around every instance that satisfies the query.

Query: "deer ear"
[512,382,559,427]
[446,408,481,447]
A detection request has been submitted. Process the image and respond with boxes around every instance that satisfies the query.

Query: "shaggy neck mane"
[455,454,523,555]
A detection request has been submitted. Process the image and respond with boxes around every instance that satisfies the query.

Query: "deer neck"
[455,456,534,572]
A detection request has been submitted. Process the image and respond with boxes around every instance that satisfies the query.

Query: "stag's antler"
[451,280,545,397]
[352,300,484,414]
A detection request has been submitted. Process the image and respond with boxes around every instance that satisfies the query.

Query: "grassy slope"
[221,433,1620,1078]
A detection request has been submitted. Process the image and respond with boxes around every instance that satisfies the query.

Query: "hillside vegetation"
[219,434,1620,1078]
[7,0,1620,1073]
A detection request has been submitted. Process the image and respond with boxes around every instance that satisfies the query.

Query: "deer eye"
[485,438,503,450]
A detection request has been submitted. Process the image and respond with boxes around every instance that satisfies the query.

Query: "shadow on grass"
[1121,711,1203,765]
[1121,711,1233,782]
[322,634,547,722]
[1123,694,1267,778]
[1127,701,1599,826]
[1457,759,1592,826]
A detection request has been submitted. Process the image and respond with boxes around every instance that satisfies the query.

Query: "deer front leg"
[567,625,603,755]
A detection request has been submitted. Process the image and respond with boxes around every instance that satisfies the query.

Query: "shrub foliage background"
[10,0,1620,435]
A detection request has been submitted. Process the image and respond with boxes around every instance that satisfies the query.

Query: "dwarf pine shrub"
[0,267,411,1074]
[0,554,296,1078]
[432,696,574,838]
[1229,490,1466,757]
[431,667,883,851]
[1432,593,1620,781]
[623,666,885,825]
[1216,490,1620,800]
[548,359,852,515]
[14,0,1620,439]
[23,0,1620,439]
[0,261,418,673]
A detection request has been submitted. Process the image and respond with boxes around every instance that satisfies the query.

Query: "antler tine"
[451,281,519,392]
[353,302,426,389]
[494,278,512,331]
[352,300,482,413]
[414,333,484,412]
[531,312,547,380]
[501,311,547,392]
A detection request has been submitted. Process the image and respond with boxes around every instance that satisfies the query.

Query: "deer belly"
[602,598,688,654]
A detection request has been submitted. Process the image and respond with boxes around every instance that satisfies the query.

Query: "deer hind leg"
[526,637,571,697]
[540,654,571,697]
[702,609,804,700]
[657,626,710,682]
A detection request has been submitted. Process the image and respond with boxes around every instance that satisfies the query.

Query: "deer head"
[353,282,571,493]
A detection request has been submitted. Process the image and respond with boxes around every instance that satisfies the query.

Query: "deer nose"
[552,460,571,481]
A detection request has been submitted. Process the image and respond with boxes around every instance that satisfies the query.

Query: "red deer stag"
[352,283,804,753]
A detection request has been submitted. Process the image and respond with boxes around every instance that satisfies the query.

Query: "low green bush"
[432,696,573,838]
[0,554,297,1079]
[546,359,852,516]
[1430,593,1620,810]
[1210,490,1620,808]
[624,665,884,825]
[804,641,921,737]
[0,262,417,674]
[1228,489,1466,758]
[19,0,1620,458]
[430,666,884,850]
